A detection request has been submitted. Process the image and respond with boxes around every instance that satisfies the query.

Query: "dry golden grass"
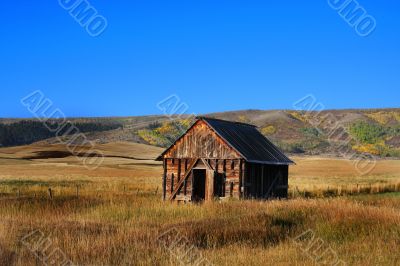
[290,156,400,189]
[0,143,399,265]
[1,194,399,265]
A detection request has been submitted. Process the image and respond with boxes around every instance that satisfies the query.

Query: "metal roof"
[200,117,293,165]
[157,117,294,165]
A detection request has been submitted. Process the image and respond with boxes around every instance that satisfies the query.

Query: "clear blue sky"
[1,0,399,118]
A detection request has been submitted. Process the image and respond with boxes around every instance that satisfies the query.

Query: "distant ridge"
[1,108,399,158]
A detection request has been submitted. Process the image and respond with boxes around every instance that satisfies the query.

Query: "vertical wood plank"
[183,159,188,195]
[171,173,174,193]
[177,159,181,196]
[206,169,215,201]
[163,159,167,201]
[240,160,245,198]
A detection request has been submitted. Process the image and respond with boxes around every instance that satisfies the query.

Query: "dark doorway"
[192,169,206,201]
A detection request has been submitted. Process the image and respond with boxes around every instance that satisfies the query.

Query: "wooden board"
[163,120,241,159]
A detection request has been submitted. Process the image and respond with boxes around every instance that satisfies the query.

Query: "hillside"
[1,108,399,158]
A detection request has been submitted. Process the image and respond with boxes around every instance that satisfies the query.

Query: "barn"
[156,117,294,202]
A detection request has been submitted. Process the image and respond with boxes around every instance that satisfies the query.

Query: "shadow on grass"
[0,195,105,216]
[0,243,17,266]
[165,210,307,249]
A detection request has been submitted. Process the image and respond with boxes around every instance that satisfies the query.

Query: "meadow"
[0,142,399,265]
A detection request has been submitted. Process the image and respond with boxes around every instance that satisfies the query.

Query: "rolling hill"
[1,108,399,158]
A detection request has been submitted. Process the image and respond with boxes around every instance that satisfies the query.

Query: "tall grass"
[0,183,399,265]
[290,182,400,199]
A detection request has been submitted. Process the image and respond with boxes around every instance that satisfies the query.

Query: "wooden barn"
[156,117,294,202]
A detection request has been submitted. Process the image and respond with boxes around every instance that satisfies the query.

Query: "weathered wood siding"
[164,159,288,201]
[164,158,243,200]
[163,120,241,159]
[164,158,195,200]
[208,159,242,198]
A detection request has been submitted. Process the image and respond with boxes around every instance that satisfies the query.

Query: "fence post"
[48,188,53,200]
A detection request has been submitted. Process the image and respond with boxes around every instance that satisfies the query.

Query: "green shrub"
[349,121,386,144]
[301,127,321,138]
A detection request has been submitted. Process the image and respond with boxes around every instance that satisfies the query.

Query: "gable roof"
[156,117,294,165]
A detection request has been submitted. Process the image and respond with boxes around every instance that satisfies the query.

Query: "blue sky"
[0,0,399,117]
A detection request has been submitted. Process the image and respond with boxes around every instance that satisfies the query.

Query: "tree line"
[0,120,121,147]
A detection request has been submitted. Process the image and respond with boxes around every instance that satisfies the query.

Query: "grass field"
[0,142,399,265]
